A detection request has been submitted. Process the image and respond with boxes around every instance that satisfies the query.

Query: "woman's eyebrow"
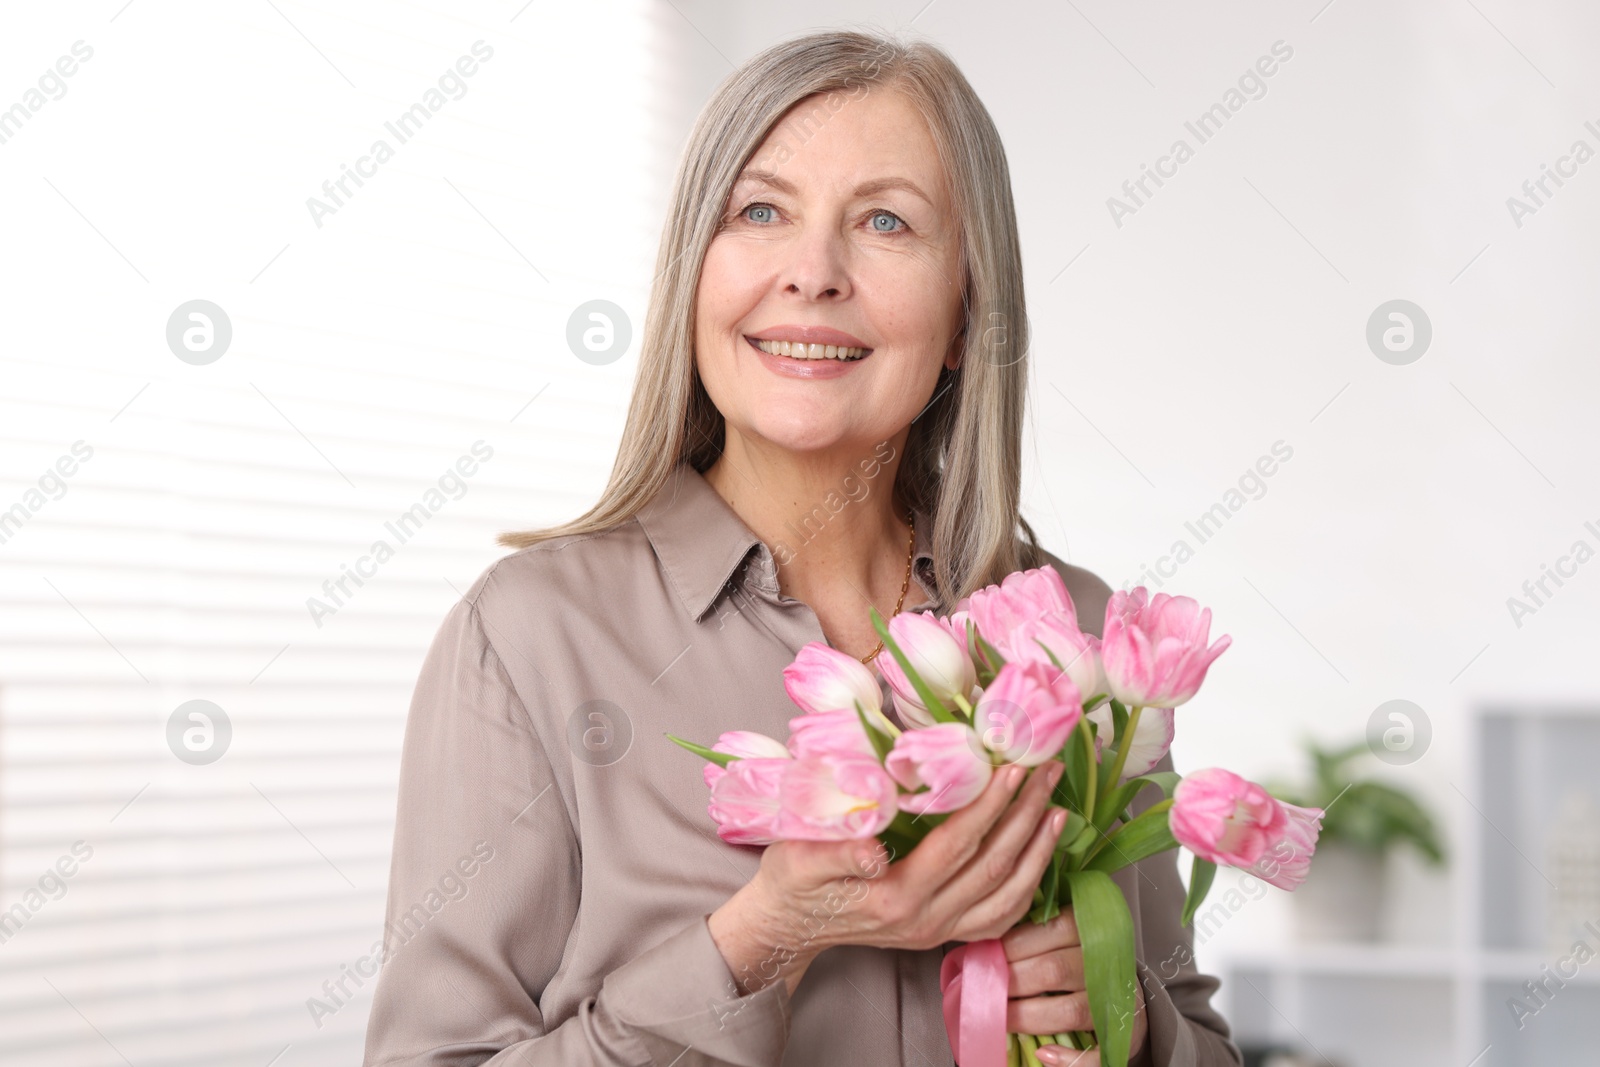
[853,177,934,205]
[733,169,934,206]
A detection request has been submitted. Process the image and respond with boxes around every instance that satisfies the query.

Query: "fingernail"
[1036,1048,1062,1065]
[1047,761,1064,785]
[1051,808,1067,833]
[1006,765,1025,788]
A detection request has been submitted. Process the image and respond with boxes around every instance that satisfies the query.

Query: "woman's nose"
[778,226,852,301]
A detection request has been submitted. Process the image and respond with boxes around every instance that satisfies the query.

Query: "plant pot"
[1291,840,1386,942]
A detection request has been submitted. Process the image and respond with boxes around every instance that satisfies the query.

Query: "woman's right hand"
[708,759,1067,992]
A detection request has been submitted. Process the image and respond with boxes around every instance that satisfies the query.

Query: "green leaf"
[874,810,935,863]
[1315,780,1447,865]
[1092,778,1146,833]
[1064,820,1100,860]
[1097,701,1130,796]
[665,734,737,767]
[1181,857,1218,927]
[1110,699,1129,741]
[1055,809,1089,852]
[1064,870,1137,1067]
[1133,771,1182,798]
[1082,692,1109,713]
[966,620,998,687]
[853,700,895,763]
[889,809,940,840]
[876,824,919,863]
[972,624,1009,676]
[1029,852,1063,925]
[1059,730,1089,813]
[871,606,958,724]
[1082,801,1177,874]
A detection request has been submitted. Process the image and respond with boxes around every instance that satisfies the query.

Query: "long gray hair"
[498,29,1042,605]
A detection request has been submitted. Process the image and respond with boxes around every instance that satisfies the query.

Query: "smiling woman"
[362,29,1241,1067]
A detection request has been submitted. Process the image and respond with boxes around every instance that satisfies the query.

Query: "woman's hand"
[709,761,1066,994]
[1000,908,1148,1066]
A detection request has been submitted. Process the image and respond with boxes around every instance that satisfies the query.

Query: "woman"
[363,30,1241,1067]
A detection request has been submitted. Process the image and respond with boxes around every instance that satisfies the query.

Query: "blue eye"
[743,204,776,223]
[870,211,904,232]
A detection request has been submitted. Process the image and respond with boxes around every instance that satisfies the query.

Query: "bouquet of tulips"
[670,566,1323,1067]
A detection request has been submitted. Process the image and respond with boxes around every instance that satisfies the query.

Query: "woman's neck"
[701,434,914,614]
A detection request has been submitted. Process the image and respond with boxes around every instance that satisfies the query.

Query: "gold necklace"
[859,511,916,664]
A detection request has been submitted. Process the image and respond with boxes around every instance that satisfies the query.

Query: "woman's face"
[694,86,964,461]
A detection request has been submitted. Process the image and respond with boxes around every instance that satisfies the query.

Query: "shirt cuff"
[600,912,792,1067]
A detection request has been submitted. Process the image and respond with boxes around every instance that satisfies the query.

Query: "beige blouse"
[362,459,1243,1067]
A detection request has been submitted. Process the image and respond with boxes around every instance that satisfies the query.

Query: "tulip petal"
[1169,768,1288,869]
[886,723,993,814]
[784,642,884,716]
[776,755,899,840]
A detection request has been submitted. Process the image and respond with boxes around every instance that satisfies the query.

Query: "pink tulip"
[1168,768,1288,868]
[972,660,1082,766]
[785,642,884,717]
[1086,705,1175,778]
[962,566,1079,646]
[787,708,878,760]
[775,755,900,840]
[1008,612,1107,702]
[702,730,791,790]
[707,757,790,845]
[1100,588,1231,707]
[885,723,993,814]
[889,689,940,731]
[874,611,977,713]
[945,608,973,649]
[1244,800,1324,890]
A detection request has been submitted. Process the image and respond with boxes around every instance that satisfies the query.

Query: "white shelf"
[1222,944,1458,979]
[1222,945,1600,986]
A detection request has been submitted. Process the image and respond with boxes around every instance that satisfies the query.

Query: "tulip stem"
[1101,704,1143,797]
[870,707,903,739]
[1079,720,1098,823]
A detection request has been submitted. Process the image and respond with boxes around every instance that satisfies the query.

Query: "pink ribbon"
[939,938,1008,1067]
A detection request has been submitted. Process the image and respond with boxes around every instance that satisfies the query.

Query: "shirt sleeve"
[362,593,793,1067]
[1125,754,1244,1067]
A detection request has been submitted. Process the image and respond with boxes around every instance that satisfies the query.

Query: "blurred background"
[2,1,1597,1065]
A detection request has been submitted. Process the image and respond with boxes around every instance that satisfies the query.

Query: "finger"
[1007,946,1084,999]
[1002,908,1081,960]
[938,791,1064,934]
[1036,1043,1098,1067]
[1006,990,1092,1035]
[940,762,1061,890]
[899,762,1029,889]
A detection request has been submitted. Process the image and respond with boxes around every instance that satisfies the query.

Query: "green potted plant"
[1268,739,1446,942]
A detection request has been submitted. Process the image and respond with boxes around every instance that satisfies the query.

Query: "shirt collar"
[635,460,940,623]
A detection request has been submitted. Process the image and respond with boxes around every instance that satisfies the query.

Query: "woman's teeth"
[751,338,869,361]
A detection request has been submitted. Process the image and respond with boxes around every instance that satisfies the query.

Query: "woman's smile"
[745,324,874,379]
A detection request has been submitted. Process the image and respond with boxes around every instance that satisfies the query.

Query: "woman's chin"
[734,419,884,459]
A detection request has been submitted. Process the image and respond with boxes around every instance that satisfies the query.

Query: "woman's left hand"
[1000,908,1148,1066]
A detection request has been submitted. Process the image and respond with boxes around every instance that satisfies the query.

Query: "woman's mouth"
[747,337,871,362]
